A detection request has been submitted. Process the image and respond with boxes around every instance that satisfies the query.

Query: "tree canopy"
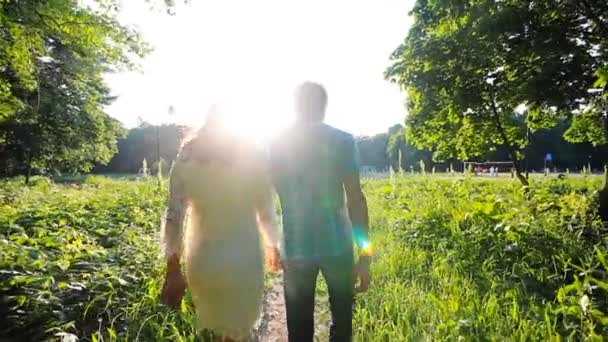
[386,0,608,185]
[356,133,389,171]
[0,0,148,182]
[94,122,190,175]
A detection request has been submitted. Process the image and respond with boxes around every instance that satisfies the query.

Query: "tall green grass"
[0,177,203,341]
[1,175,607,341]
[354,175,607,341]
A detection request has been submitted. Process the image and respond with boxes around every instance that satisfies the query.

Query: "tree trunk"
[524,126,530,179]
[24,151,34,185]
[511,157,529,186]
[488,96,529,187]
[25,151,34,185]
[599,165,608,222]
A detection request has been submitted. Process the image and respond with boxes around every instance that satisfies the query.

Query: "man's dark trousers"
[283,251,354,342]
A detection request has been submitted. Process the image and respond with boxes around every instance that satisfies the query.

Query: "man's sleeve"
[343,135,360,174]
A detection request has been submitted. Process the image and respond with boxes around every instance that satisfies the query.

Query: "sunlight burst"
[205,85,295,143]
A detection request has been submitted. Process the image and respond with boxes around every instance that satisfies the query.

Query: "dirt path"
[253,275,330,342]
[255,280,289,342]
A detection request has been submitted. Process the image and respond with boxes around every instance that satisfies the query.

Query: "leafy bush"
[0,178,200,341]
[354,176,607,340]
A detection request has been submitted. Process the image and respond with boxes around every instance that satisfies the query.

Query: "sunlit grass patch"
[1,174,607,341]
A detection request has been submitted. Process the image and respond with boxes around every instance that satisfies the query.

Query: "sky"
[104,0,415,140]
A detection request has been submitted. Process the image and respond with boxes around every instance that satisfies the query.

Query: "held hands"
[161,259,186,309]
[354,256,371,293]
[265,246,282,272]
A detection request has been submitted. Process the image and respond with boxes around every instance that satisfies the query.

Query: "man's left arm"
[342,137,372,293]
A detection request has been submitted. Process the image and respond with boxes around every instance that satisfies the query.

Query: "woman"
[159,108,281,341]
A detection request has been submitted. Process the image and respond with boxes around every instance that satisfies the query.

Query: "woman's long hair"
[177,104,239,165]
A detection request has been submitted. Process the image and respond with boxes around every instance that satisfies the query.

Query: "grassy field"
[356,175,607,340]
[1,174,607,341]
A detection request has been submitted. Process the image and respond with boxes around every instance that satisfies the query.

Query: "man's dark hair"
[294,82,328,123]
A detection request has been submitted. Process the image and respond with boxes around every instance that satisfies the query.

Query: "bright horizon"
[104,0,415,140]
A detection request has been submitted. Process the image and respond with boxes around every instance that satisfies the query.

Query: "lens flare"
[353,226,373,256]
[360,240,373,256]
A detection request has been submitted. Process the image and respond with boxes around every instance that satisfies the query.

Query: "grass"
[1,174,607,341]
[354,174,607,341]
[0,176,199,341]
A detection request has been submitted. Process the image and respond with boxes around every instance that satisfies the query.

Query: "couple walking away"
[160,82,372,342]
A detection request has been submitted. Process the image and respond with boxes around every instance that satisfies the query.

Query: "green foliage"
[366,122,608,175]
[0,177,175,340]
[566,109,608,146]
[1,176,608,340]
[356,124,434,173]
[354,175,607,340]
[356,133,389,171]
[0,0,149,180]
[96,123,189,175]
[386,0,608,181]
[386,124,433,173]
[0,176,277,341]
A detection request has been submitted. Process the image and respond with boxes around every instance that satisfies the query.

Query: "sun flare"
[222,102,289,142]
[199,85,295,143]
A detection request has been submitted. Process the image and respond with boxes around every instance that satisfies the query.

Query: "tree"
[386,0,608,186]
[356,133,389,171]
[371,121,608,175]
[386,124,433,173]
[0,0,148,182]
[600,167,608,222]
[94,123,191,175]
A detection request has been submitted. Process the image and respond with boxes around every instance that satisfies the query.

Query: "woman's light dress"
[161,133,280,339]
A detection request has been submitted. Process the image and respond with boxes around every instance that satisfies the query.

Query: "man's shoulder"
[270,124,354,151]
[321,124,354,142]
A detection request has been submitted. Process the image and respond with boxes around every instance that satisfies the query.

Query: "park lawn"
[1,174,607,341]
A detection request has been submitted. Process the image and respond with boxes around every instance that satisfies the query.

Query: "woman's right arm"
[160,157,189,308]
[161,161,188,260]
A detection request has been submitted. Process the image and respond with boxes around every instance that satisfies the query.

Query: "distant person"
[159,106,281,341]
[270,82,372,342]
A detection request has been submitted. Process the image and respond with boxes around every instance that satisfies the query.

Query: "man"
[269,82,372,342]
